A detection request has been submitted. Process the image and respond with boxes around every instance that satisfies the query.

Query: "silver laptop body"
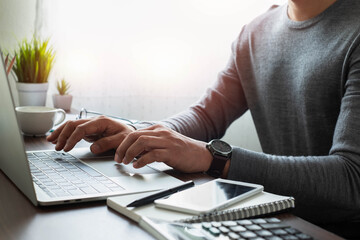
[0,51,182,206]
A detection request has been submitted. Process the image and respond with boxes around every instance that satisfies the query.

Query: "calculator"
[140,217,314,240]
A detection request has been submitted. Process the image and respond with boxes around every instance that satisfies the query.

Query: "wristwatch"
[206,139,232,178]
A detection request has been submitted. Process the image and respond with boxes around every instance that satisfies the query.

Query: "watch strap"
[206,154,229,178]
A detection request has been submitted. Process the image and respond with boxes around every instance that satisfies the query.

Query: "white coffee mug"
[15,106,66,136]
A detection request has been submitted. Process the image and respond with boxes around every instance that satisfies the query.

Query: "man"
[47,0,360,232]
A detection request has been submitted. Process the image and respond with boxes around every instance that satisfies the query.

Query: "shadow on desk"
[320,221,360,240]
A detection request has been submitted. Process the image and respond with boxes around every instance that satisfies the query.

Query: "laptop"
[0,52,183,206]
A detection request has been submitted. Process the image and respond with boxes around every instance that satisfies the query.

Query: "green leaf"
[11,35,56,83]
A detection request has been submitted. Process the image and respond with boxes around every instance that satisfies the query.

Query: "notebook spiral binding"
[178,197,295,223]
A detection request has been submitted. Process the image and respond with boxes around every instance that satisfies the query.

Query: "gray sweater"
[135,0,360,223]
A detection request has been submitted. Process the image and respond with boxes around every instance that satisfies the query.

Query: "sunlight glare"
[131,37,192,86]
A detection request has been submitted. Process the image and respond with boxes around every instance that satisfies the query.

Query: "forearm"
[227,147,360,223]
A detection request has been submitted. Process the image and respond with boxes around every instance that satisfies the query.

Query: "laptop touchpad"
[69,147,160,177]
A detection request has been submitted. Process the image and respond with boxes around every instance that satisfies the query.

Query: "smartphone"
[154,179,263,215]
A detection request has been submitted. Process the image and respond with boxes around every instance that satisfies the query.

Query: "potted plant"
[53,78,72,111]
[11,36,55,106]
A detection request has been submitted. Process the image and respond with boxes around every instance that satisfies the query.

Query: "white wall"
[0,0,37,50]
[0,0,37,106]
[1,0,288,152]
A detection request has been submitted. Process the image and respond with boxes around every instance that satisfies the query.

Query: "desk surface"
[0,135,344,240]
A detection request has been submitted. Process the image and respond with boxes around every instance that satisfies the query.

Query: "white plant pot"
[53,94,73,111]
[16,82,49,106]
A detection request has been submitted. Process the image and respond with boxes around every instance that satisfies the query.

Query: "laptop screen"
[0,51,38,205]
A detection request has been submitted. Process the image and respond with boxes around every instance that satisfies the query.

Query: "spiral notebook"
[107,190,295,224]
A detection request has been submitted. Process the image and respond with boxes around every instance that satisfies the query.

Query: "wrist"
[205,139,232,178]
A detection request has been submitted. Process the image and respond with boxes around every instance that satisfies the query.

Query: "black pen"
[126,181,195,208]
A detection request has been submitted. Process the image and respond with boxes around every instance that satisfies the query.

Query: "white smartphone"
[154,179,263,215]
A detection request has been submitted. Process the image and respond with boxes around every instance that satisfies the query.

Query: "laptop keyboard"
[27,151,125,198]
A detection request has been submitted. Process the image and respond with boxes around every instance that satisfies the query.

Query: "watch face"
[212,140,232,154]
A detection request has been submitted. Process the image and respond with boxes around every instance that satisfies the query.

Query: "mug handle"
[54,109,66,126]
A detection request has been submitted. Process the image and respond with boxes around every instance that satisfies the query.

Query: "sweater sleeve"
[228,40,360,224]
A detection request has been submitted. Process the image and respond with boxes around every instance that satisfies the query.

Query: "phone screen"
[210,181,256,204]
[155,179,263,214]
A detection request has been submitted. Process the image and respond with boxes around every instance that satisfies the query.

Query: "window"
[40,0,286,120]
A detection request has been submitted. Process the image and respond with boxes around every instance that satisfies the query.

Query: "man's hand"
[115,124,213,173]
[46,116,135,154]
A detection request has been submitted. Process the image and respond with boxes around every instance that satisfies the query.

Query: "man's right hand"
[46,116,135,154]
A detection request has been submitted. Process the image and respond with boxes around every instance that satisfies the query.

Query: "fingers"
[46,120,88,151]
[90,132,127,154]
[132,149,167,168]
[115,130,169,164]
[62,118,112,151]
[54,121,88,151]
[46,120,82,143]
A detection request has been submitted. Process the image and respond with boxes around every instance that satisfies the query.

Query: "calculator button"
[239,231,257,238]
[228,232,241,239]
[237,220,252,225]
[266,236,284,240]
[260,223,289,229]
[266,218,281,223]
[296,233,313,240]
[222,221,238,227]
[271,229,288,235]
[284,227,301,234]
[251,219,267,224]
[230,225,247,232]
[282,235,300,240]
[208,227,221,236]
[201,222,212,230]
[211,222,222,228]
[255,229,273,237]
[219,226,230,234]
[246,224,262,231]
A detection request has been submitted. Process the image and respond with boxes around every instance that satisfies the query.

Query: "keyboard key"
[34,152,47,157]
[80,187,98,194]
[30,151,124,198]
[73,163,102,177]
[68,189,86,196]
[54,189,70,197]
[92,184,111,193]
